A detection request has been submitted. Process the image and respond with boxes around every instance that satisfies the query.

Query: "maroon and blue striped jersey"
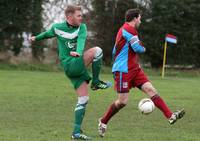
[112,23,145,73]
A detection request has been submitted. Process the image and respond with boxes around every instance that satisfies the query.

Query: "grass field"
[0,69,200,141]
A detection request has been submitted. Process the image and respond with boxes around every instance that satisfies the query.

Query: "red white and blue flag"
[165,34,177,44]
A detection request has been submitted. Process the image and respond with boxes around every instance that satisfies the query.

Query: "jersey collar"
[66,21,79,28]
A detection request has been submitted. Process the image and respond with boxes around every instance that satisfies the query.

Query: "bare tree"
[42,0,92,29]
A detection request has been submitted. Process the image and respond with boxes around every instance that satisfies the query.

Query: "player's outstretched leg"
[98,101,126,137]
[151,95,185,124]
[168,109,185,124]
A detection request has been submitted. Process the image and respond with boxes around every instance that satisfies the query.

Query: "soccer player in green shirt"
[30,5,111,140]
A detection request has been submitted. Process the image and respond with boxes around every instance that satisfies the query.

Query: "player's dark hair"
[65,5,82,16]
[125,8,141,22]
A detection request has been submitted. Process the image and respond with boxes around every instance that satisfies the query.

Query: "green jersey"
[35,21,87,65]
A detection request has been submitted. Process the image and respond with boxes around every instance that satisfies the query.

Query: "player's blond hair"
[65,5,82,17]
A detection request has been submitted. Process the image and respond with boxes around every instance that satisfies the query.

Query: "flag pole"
[162,41,167,78]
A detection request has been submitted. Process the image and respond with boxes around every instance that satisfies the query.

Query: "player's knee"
[78,96,89,106]
[93,46,103,62]
[117,99,128,107]
[143,85,157,95]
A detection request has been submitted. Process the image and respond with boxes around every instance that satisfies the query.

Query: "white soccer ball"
[138,98,155,115]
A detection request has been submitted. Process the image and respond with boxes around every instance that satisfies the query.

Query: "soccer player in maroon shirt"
[98,8,185,137]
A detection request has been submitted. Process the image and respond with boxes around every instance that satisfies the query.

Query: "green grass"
[1,62,200,77]
[0,62,62,72]
[0,70,200,141]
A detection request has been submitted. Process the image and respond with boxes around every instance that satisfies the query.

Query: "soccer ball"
[138,98,155,114]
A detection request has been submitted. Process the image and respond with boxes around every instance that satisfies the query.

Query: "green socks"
[73,103,86,134]
[92,59,102,84]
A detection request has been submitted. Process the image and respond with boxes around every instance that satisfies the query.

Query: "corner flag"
[165,34,177,44]
[162,34,177,78]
